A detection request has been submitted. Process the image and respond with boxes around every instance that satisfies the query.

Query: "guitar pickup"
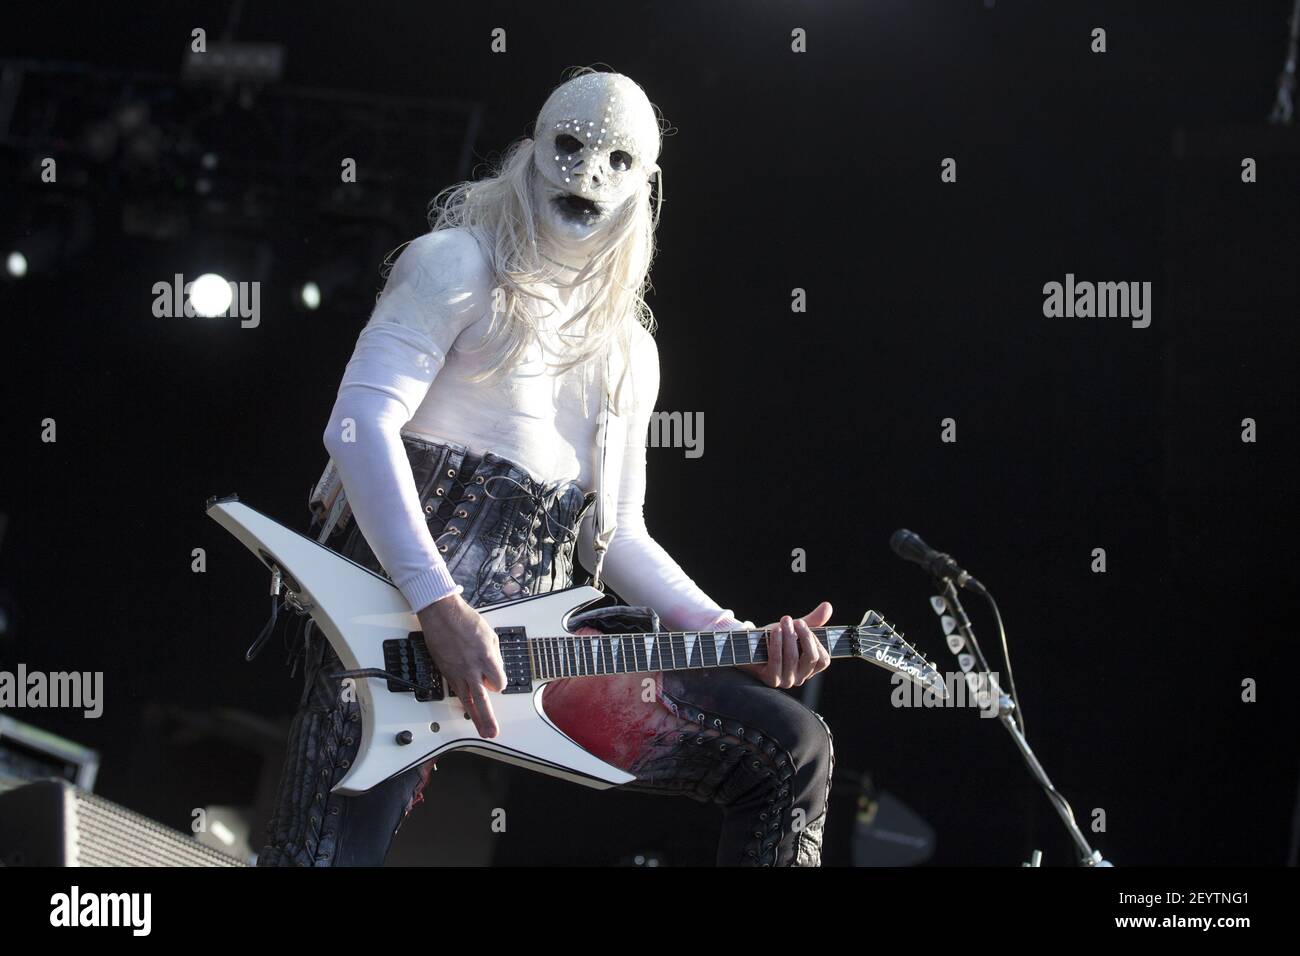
[494,626,533,694]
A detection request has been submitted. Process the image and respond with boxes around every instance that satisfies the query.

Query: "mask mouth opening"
[553,191,604,225]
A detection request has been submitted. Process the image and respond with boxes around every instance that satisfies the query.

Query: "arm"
[323,229,506,737]
[598,329,832,688]
[322,229,489,611]
[597,329,753,633]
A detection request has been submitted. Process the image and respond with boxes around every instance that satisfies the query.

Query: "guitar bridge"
[382,635,444,701]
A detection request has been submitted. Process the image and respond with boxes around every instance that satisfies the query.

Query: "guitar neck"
[527,626,861,680]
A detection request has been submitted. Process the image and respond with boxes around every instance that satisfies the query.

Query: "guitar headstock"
[850,610,948,698]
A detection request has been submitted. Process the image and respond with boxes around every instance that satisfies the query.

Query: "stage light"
[209,819,237,846]
[292,224,397,313]
[190,273,234,317]
[3,201,94,280]
[299,281,322,310]
[292,263,359,313]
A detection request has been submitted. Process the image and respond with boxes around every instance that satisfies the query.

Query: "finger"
[462,680,498,738]
[805,620,831,674]
[793,619,818,685]
[480,656,507,694]
[780,616,798,688]
[453,681,480,729]
[800,601,833,628]
[764,624,783,688]
[815,634,832,674]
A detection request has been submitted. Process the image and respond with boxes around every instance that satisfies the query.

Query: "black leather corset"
[328,435,597,607]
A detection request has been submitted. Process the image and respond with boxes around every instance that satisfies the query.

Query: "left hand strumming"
[740,601,833,689]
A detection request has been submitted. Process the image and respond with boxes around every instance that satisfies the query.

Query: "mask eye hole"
[609,150,633,172]
[556,134,584,154]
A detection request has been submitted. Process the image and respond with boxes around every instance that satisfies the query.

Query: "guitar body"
[337,586,636,795]
[208,498,634,794]
[209,497,943,796]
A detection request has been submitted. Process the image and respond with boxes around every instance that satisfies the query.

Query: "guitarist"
[259,70,834,867]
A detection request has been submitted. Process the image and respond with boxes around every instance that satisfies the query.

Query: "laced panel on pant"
[259,643,364,867]
[794,709,835,867]
[629,697,800,867]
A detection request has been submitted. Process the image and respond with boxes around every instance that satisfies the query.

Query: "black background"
[1,0,1297,866]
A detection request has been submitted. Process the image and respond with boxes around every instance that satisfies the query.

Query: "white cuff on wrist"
[400,565,463,613]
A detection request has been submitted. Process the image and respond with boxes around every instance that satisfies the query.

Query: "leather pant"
[257,437,833,867]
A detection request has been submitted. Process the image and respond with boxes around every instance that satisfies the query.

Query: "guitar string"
[527,628,864,675]
[521,628,929,679]
[525,631,907,673]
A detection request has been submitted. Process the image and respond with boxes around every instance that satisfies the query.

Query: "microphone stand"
[935,576,1112,867]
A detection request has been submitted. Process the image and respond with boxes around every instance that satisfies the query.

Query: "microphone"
[889,529,987,594]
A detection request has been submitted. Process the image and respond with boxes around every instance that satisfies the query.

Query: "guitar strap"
[308,457,350,543]
[589,348,617,591]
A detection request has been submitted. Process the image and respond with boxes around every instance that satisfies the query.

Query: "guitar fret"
[528,624,866,682]
[521,617,911,689]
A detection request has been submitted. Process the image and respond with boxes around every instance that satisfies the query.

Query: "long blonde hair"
[425,71,664,413]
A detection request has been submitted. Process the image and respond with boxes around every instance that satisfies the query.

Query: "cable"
[980,588,1026,740]
[244,595,281,662]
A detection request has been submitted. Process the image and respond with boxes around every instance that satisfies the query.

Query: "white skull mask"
[533,72,660,210]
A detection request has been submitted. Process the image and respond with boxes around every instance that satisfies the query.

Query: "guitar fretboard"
[527,626,871,680]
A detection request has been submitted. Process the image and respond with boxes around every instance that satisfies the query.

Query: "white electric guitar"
[208,496,946,795]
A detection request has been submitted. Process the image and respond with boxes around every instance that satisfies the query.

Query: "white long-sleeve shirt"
[321,227,749,632]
